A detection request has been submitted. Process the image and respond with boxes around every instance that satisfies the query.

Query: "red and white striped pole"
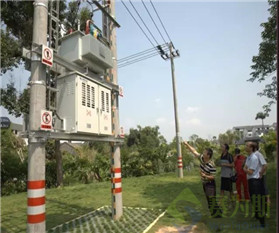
[177,156,183,170]
[27,180,46,224]
[111,146,123,220]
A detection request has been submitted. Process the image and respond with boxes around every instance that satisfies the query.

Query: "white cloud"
[186,118,201,126]
[154,98,161,103]
[186,106,200,113]
[155,117,166,124]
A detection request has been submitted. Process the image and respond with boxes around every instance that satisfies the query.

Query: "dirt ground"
[155,225,199,233]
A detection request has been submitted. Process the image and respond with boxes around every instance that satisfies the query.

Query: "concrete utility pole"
[27,0,48,232]
[169,43,183,178]
[103,0,123,220]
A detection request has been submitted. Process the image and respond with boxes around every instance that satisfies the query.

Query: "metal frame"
[23,45,120,92]
[21,131,124,143]
[92,0,120,28]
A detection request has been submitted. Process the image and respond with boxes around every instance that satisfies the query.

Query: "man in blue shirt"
[243,141,265,228]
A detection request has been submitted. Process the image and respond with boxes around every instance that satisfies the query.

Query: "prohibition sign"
[42,112,51,125]
[44,48,52,61]
[42,45,53,67]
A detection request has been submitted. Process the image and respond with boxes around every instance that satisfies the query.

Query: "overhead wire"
[117,43,168,62]
[119,0,175,68]
[128,0,160,46]
[118,45,168,64]
[118,53,162,68]
[120,0,156,48]
[141,0,167,45]
[149,0,173,47]
[118,48,169,68]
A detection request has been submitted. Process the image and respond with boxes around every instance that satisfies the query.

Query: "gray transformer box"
[58,31,113,74]
[55,72,112,135]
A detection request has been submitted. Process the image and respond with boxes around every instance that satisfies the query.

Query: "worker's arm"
[260,164,267,178]
[222,162,234,167]
[243,165,254,175]
[200,171,215,180]
[183,141,200,157]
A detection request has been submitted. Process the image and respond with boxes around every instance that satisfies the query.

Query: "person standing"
[254,142,270,204]
[183,141,221,218]
[220,144,234,204]
[243,141,265,228]
[234,148,249,201]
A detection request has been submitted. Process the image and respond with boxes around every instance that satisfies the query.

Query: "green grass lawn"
[1,163,277,233]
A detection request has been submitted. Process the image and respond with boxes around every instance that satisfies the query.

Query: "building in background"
[233,122,276,145]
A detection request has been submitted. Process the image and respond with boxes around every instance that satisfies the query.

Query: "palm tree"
[255,112,267,131]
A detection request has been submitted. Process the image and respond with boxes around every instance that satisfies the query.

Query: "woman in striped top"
[183,141,221,218]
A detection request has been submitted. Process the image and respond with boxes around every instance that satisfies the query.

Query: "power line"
[118,52,162,68]
[118,45,168,65]
[118,43,168,62]
[121,0,155,48]
[118,49,168,67]
[118,47,158,62]
[150,0,173,47]
[141,0,167,45]
[128,0,160,46]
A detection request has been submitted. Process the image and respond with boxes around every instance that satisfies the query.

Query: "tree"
[0,82,30,117]
[255,112,268,130]
[1,30,22,73]
[1,128,28,195]
[249,0,277,114]
[218,130,240,146]
[64,2,91,32]
[1,0,67,73]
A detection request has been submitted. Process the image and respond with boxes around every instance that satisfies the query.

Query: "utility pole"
[27,0,48,232]
[103,0,123,220]
[169,43,183,178]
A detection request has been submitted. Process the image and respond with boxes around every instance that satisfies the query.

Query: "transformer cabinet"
[55,72,112,135]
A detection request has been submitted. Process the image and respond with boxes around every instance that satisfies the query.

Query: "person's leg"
[250,179,265,227]
[242,176,250,200]
[235,177,242,201]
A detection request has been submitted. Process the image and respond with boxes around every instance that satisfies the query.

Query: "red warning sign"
[119,127,124,138]
[42,45,53,67]
[41,110,52,130]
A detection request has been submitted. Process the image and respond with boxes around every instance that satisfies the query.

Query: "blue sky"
[1,1,276,142]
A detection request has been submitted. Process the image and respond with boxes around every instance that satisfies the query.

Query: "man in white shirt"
[243,141,265,228]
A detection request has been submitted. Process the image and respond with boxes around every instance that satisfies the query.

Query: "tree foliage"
[218,130,240,146]
[1,30,22,73]
[1,129,28,195]
[249,0,277,114]
[0,82,30,117]
[0,0,67,73]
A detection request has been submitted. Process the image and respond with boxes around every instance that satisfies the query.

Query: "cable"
[141,0,167,44]
[118,47,158,62]
[118,51,159,65]
[121,0,155,48]
[118,53,161,68]
[118,43,168,62]
[118,48,168,66]
[150,0,173,47]
[118,46,168,64]
[128,0,160,46]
